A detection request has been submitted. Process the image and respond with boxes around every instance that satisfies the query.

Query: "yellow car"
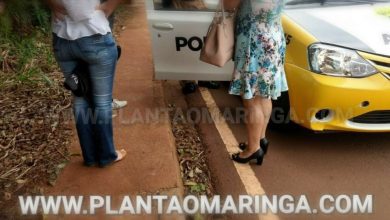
[146,0,390,132]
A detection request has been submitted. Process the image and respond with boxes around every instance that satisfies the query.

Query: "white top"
[52,0,111,40]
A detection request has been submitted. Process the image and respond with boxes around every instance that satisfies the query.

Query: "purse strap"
[219,0,226,22]
[221,0,226,20]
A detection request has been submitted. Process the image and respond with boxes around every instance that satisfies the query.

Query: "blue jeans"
[53,33,118,166]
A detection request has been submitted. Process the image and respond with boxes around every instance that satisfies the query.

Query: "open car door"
[145,0,234,81]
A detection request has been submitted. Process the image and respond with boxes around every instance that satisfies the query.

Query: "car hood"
[285,3,390,56]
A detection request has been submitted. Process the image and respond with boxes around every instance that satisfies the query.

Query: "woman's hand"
[97,0,123,17]
[223,0,241,11]
[46,0,67,21]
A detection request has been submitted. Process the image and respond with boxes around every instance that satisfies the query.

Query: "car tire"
[269,91,294,130]
[181,81,197,95]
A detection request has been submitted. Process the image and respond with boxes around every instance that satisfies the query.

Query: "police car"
[146,0,390,132]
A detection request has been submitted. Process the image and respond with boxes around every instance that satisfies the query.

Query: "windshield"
[286,0,390,7]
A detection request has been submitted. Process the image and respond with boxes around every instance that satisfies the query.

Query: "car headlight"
[308,44,378,78]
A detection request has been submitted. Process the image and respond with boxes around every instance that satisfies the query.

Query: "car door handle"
[152,23,174,31]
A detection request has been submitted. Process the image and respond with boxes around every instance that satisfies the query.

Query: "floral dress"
[228,0,288,100]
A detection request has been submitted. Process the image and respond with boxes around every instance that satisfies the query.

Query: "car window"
[153,0,216,11]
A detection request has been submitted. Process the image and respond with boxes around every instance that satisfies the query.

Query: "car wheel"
[181,81,197,95]
[269,91,293,130]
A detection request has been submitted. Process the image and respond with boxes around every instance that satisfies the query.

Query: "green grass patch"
[0,0,57,87]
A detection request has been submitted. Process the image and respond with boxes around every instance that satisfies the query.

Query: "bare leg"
[241,97,264,158]
[259,98,272,139]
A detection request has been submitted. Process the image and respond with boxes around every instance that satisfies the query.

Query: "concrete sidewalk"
[46,1,184,219]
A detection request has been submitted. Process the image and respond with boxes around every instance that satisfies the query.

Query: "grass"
[0,0,56,89]
[0,35,57,88]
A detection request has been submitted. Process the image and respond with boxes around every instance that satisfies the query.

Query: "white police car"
[146,0,390,132]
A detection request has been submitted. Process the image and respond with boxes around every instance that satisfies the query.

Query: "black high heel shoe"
[231,148,264,165]
[238,138,269,155]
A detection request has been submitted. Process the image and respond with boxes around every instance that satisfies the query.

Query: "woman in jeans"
[47,0,126,167]
[226,0,288,165]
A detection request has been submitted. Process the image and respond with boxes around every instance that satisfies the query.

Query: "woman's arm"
[44,0,67,20]
[98,0,123,17]
[223,0,241,11]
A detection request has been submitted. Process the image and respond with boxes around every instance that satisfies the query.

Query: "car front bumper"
[285,63,390,132]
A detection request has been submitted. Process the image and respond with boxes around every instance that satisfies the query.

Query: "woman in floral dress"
[227,0,288,165]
